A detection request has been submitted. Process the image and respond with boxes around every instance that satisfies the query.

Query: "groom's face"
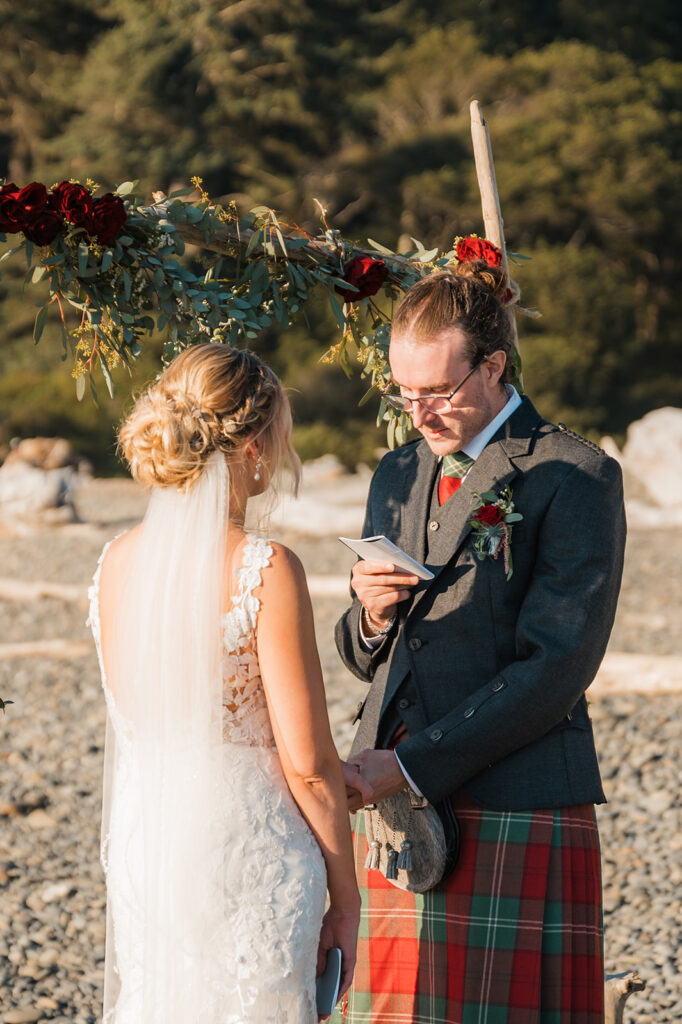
[389,328,505,455]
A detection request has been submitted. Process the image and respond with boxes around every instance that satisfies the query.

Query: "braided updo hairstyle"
[118,343,299,491]
[391,261,513,382]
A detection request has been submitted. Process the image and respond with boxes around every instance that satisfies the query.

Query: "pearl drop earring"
[254,454,263,481]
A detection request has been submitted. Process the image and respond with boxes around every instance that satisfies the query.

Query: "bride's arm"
[257,542,360,996]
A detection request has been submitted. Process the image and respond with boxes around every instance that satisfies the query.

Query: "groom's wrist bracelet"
[362,606,396,637]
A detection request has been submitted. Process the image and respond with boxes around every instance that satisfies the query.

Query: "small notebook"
[339,535,434,581]
[316,946,342,1016]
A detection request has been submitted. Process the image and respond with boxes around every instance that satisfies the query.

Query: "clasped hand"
[341,750,408,813]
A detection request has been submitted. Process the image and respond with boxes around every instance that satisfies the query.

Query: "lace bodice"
[88,531,276,747]
[221,534,275,747]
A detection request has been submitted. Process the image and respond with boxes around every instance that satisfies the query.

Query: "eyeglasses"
[381,357,486,414]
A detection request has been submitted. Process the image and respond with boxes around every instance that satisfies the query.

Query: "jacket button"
[429,520,439,531]
[463,706,475,718]
[398,698,410,710]
[408,638,422,651]
[491,680,505,692]
[430,728,443,742]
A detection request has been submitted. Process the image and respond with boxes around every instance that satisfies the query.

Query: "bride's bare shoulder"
[259,541,308,594]
[99,524,142,588]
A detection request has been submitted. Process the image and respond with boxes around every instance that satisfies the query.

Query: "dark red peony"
[474,503,504,527]
[22,207,63,245]
[50,180,94,229]
[456,236,502,268]
[335,255,388,302]
[89,193,127,244]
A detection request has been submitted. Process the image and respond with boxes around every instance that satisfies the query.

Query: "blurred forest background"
[1,0,681,473]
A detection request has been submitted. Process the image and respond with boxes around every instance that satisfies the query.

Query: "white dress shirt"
[358,385,522,796]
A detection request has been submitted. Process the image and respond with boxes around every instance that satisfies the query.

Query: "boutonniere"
[469,485,523,581]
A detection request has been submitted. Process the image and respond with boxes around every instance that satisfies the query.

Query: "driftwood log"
[605,972,645,1024]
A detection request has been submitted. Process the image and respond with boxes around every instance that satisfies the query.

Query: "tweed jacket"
[335,397,626,811]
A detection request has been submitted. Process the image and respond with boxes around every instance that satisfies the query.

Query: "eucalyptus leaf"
[25,241,34,268]
[0,244,23,265]
[328,292,346,330]
[78,243,89,276]
[99,353,115,399]
[32,265,47,283]
[116,180,138,196]
[101,249,114,272]
[366,238,394,257]
[76,374,86,401]
[33,305,48,345]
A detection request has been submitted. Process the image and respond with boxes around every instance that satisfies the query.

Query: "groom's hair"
[391,262,513,383]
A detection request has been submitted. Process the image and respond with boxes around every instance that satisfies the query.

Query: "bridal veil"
[100,451,229,1023]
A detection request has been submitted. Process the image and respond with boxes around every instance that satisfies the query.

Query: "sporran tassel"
[397,839,413,871]
[365,839,381,871]
[385,844,399,880]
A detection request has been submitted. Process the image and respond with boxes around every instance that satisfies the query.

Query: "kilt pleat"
[334,793,603,1024]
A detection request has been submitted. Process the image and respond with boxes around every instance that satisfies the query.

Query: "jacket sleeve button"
[463,706,475,718]
[491,680,505,692]
[430,728,443,742]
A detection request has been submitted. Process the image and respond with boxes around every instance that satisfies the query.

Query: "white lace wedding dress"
[89,532,327,1023]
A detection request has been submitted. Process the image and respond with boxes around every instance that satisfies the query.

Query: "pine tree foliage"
[1,0,680,468]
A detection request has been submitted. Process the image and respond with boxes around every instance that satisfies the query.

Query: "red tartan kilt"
[335,792,604,1024]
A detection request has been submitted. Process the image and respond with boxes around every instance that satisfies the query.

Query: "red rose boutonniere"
[469,485,523,581]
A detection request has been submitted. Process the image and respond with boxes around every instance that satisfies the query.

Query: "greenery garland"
[0,176,527,448]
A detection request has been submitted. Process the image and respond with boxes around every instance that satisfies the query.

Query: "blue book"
[316,947,342,1017]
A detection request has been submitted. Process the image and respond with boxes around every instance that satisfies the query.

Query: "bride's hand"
[316,904,360,1021]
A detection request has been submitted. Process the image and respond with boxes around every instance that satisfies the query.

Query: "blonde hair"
[118,343,300,491]
[392,262,512,382]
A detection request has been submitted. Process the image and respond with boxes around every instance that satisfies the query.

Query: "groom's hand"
[341,761,374,811]
[351,560,419,628]
[344,749,408,812]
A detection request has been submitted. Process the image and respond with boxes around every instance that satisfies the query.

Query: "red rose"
[89,193,127,244]
[0,181,19,196]
[335,255,388,302]
[14,182,49,215]
[22,207,63,245]
[0,193,23,233]
[474,503,504,527]
[50,181,94,229]
[456,236,502,268]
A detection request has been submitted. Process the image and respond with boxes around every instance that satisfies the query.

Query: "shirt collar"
[459,385,522,461]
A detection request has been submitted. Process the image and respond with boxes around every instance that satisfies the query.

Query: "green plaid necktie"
[439,451,475,504]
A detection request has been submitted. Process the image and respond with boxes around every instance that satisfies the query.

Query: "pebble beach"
[1,474,680,1024]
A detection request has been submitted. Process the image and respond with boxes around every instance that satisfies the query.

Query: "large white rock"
[0,460,78,522]
[622,407,682,506]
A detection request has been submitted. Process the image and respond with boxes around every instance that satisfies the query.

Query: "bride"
[88,343,361,1023]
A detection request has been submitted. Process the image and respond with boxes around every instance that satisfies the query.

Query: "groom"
[335,270,626,1022]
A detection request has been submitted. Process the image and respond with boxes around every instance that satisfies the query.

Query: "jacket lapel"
[407,397,542,611]
[399,442,439,567]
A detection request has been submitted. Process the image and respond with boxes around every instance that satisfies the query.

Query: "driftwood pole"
[469,100,521,364]
[471,101,647,1023]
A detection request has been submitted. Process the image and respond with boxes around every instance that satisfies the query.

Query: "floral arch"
[0,103,531,448]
